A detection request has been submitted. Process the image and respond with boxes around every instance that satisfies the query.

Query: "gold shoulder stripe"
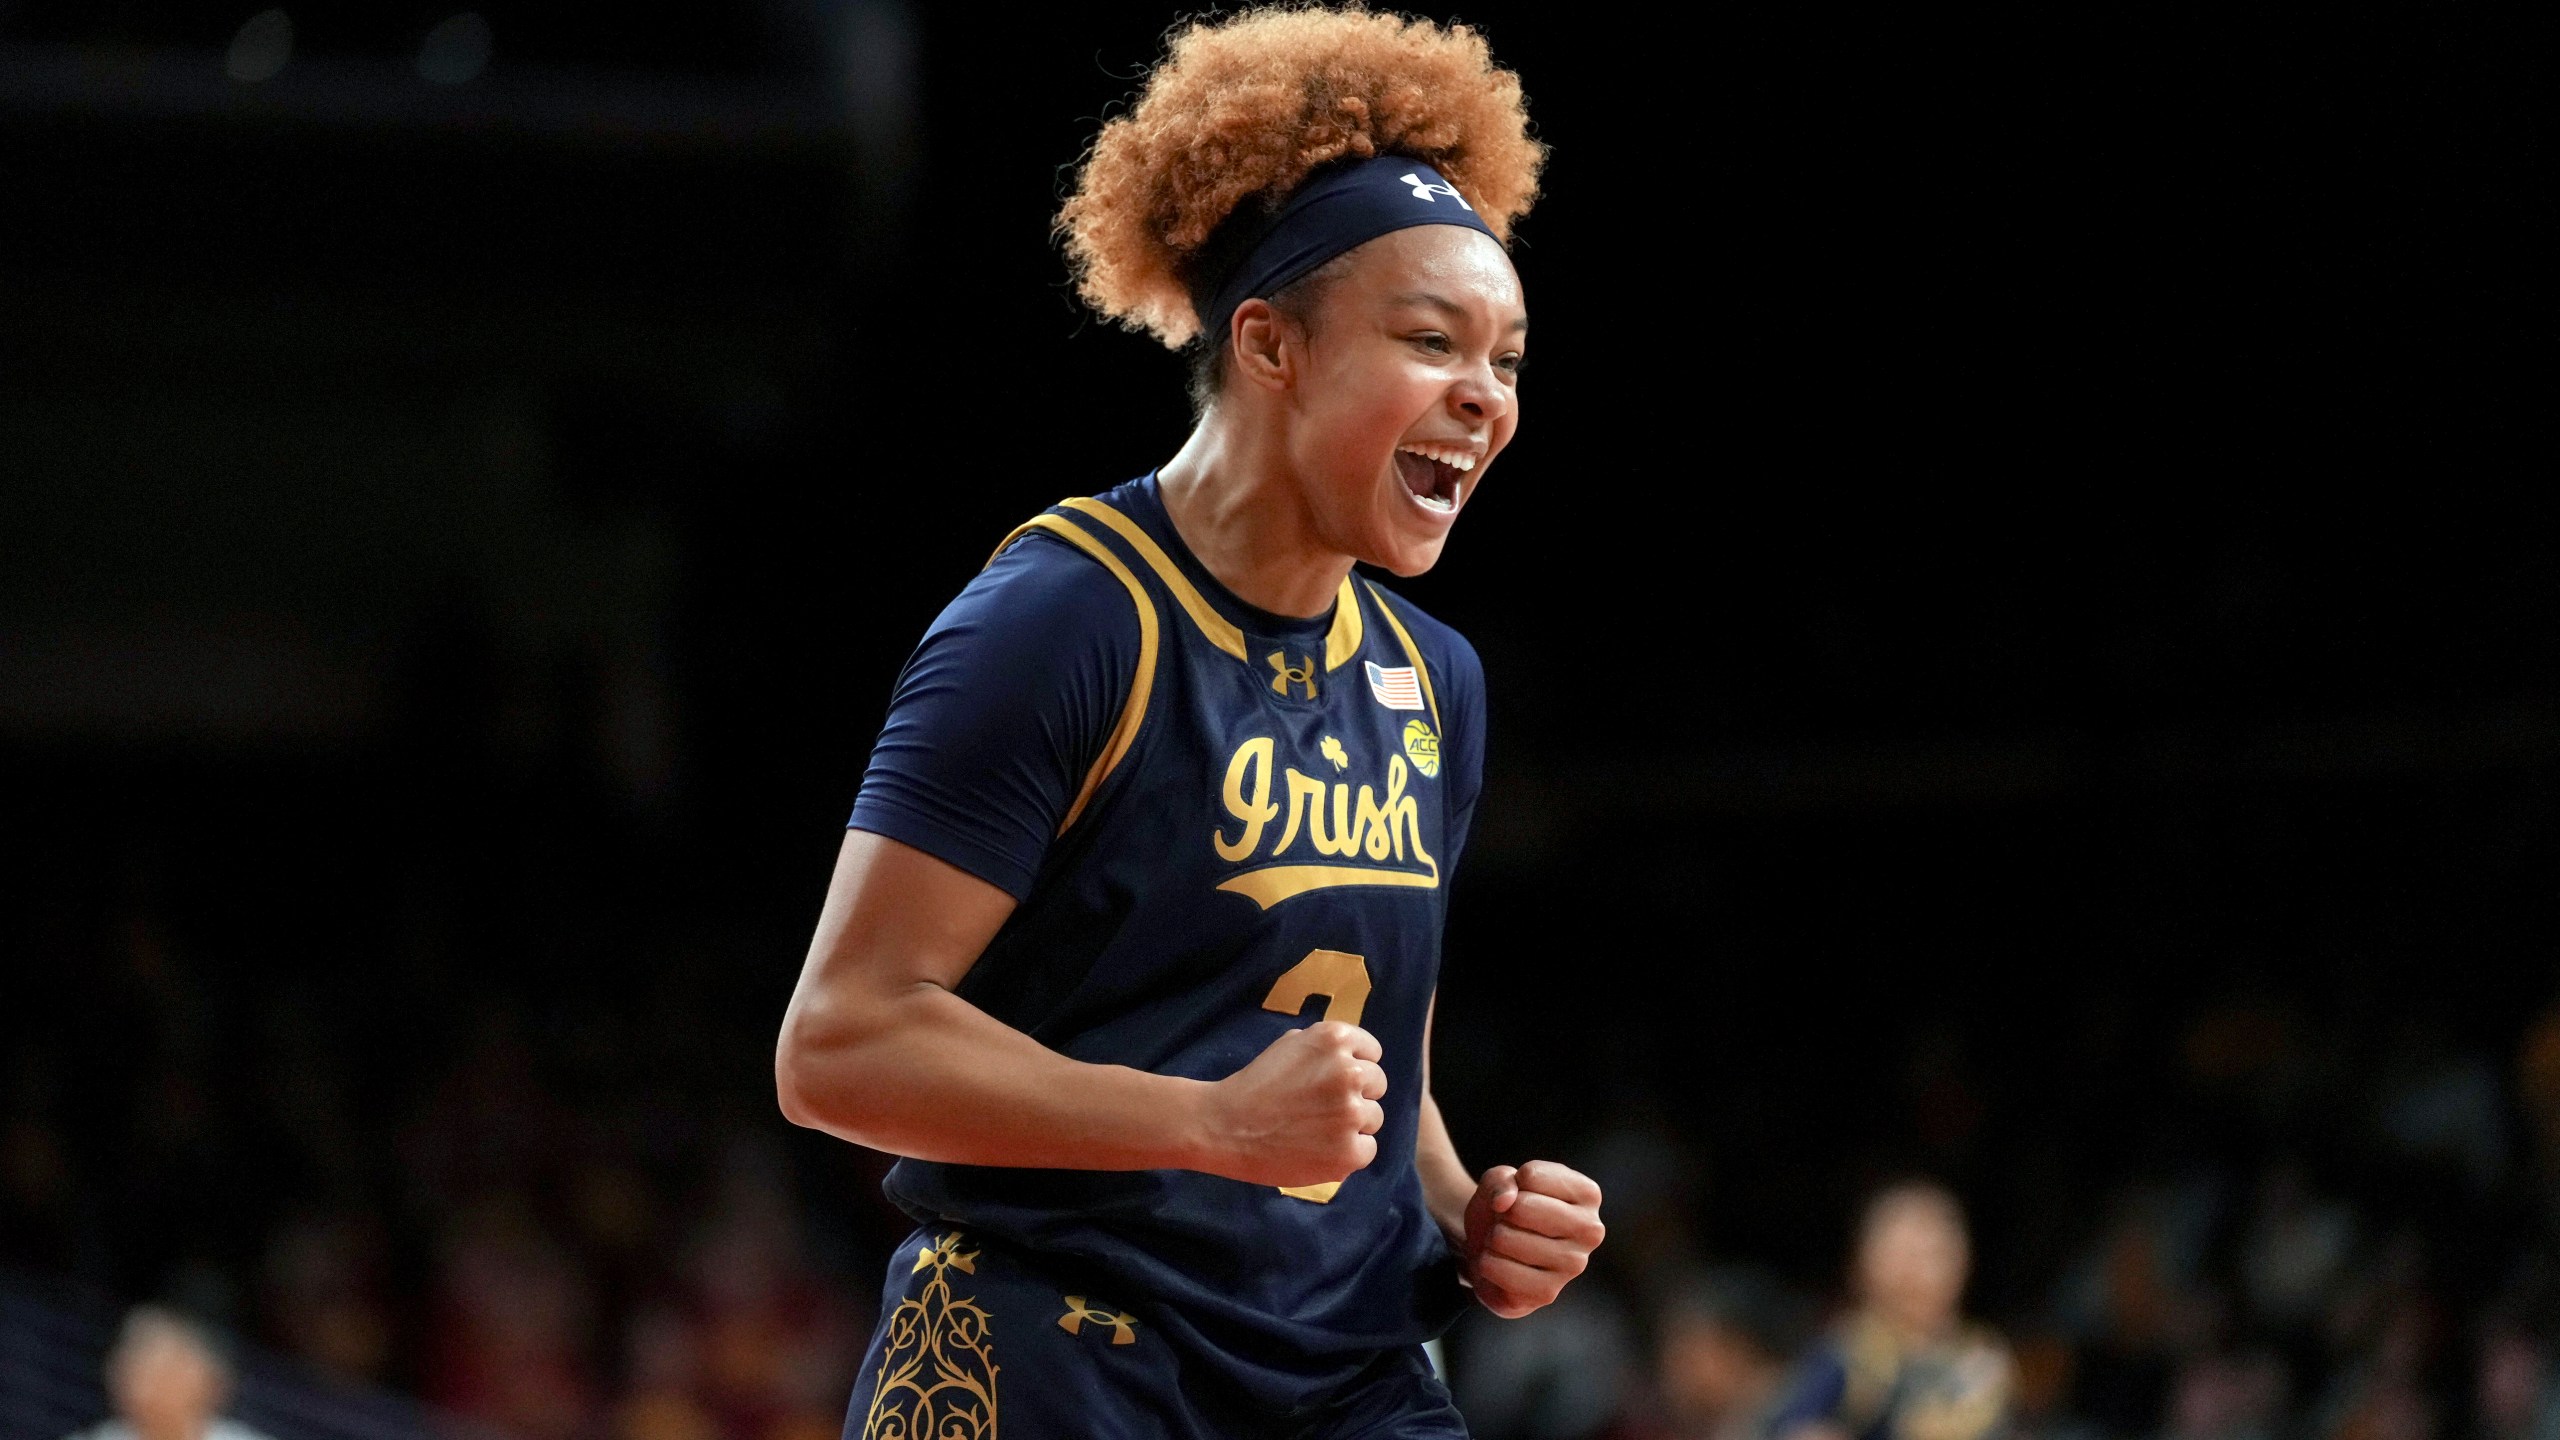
[1322,577,1363,671]
[1060,498,1246,661]
[1362,582,1441,732]
[988,512,1158,834]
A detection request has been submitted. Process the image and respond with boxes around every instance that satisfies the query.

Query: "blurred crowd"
[12,888,2560,1440]
[7,893,879,1440]
[1443,996,2560,1440]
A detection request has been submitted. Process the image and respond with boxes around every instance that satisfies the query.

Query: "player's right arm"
[773,531,1382,1184]
[774,827,1386,1184]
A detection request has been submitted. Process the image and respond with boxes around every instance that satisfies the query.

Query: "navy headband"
[1189,155,1499,342]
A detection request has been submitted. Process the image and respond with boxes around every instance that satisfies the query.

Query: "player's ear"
[1228,298,1294,393]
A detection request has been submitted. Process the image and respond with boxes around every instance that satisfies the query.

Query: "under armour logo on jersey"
[1058,1296,1138,1345]
[1400,172,1474,210]
[1267,651,1318,701]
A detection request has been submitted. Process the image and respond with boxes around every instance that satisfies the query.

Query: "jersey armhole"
[988,511,1159,834]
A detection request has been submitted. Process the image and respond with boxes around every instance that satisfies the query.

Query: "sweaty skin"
[776,222,1601,1317]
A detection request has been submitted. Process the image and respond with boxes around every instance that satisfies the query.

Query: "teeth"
[1398,443,1479,473]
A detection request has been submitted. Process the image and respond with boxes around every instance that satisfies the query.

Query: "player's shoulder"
[1360,578,1483,693]
[944,504,1148,648]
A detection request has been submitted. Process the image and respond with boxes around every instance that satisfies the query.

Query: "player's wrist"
[1429,1189,1469,1248]
[1414,1152,1475,1245]
[1166,1074,1242,1178]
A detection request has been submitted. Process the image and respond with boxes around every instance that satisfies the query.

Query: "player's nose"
[1448,366,1512,426]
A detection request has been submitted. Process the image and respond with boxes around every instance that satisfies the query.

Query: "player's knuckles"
[1488,1225,1582,1271]
[1518,1159,1601,1203]
[1506,1193,1583,1236]
[1518,1194,1603,1244]
[1311,1020,1381,1059]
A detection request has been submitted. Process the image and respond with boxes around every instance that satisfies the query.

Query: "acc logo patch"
[1401,719,1441,779]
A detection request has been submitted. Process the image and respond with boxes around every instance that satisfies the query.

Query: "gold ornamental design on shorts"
[861,1233,998,1438]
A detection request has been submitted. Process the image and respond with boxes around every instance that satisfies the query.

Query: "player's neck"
[1157,414,1355,621]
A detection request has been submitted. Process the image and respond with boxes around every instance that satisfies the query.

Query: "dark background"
[2,4,2552,1439]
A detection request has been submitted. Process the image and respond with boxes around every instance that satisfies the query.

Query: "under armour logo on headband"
[1195,156,1499,335]
[1400,173,1474,211]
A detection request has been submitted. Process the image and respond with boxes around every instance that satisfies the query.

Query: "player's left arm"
[1417,991,1606,1319]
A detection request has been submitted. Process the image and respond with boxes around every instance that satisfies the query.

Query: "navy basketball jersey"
[847,472,1486,1401]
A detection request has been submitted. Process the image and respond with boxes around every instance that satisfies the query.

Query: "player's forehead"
[1331,226,1527,329]
[1863,1193,1966,1247]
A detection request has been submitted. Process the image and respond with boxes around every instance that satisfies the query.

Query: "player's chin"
[1360,491,1463,575]
[1363,527,1451,578]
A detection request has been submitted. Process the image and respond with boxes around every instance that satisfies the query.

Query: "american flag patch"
[1365,661,1425,711]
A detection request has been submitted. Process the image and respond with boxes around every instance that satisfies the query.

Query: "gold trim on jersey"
[1363,582,1442,732]
[1062,498,1365,673]
[1323,576,1364,670]
[986,513,1159,835]
[1217,864,1441,910]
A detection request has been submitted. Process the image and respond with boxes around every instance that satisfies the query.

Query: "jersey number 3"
[1261,948,1373,1204]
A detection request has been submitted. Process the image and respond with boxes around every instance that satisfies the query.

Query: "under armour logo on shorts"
[1059,1296,1138,1345]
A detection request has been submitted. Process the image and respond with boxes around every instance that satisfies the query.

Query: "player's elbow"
[773,985,903,1138]
[773,995,863,1134]
[773,1036,822,1130]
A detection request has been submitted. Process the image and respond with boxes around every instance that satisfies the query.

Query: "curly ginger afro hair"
[1057,5,1546,348]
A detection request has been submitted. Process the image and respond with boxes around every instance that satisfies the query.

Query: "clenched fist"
[1463,1159,1605,1318]
[1201,1020,1388,1188]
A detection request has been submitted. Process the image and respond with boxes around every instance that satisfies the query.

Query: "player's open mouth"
[1394,443,1474,514]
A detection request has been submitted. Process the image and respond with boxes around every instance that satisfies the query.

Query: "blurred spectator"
[2240,1164,2357,1336]
[2312,1261,2442,1440]
[2051,1183,2225,1437]
[63,1308,272,1440]
[2160,1351,2288,1440]
[1453,1283,1645,1440]
[1656,1268,1813,1440]
[667,1141,861,1440]
[423,1196,598,1440]
[1765,1182,2013,1440]
[259,1208,394,1384]
[2473,1326,2559,1440]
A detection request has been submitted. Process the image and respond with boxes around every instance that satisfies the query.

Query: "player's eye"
[1496,353,1526,377]
[1410,332,1453,355]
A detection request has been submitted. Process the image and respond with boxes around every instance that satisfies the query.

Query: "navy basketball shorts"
[842,1225,1469,1439]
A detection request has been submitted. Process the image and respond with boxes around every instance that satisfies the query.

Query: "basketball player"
[776,9,1603,1434]
[1765,1184,2013,1440]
